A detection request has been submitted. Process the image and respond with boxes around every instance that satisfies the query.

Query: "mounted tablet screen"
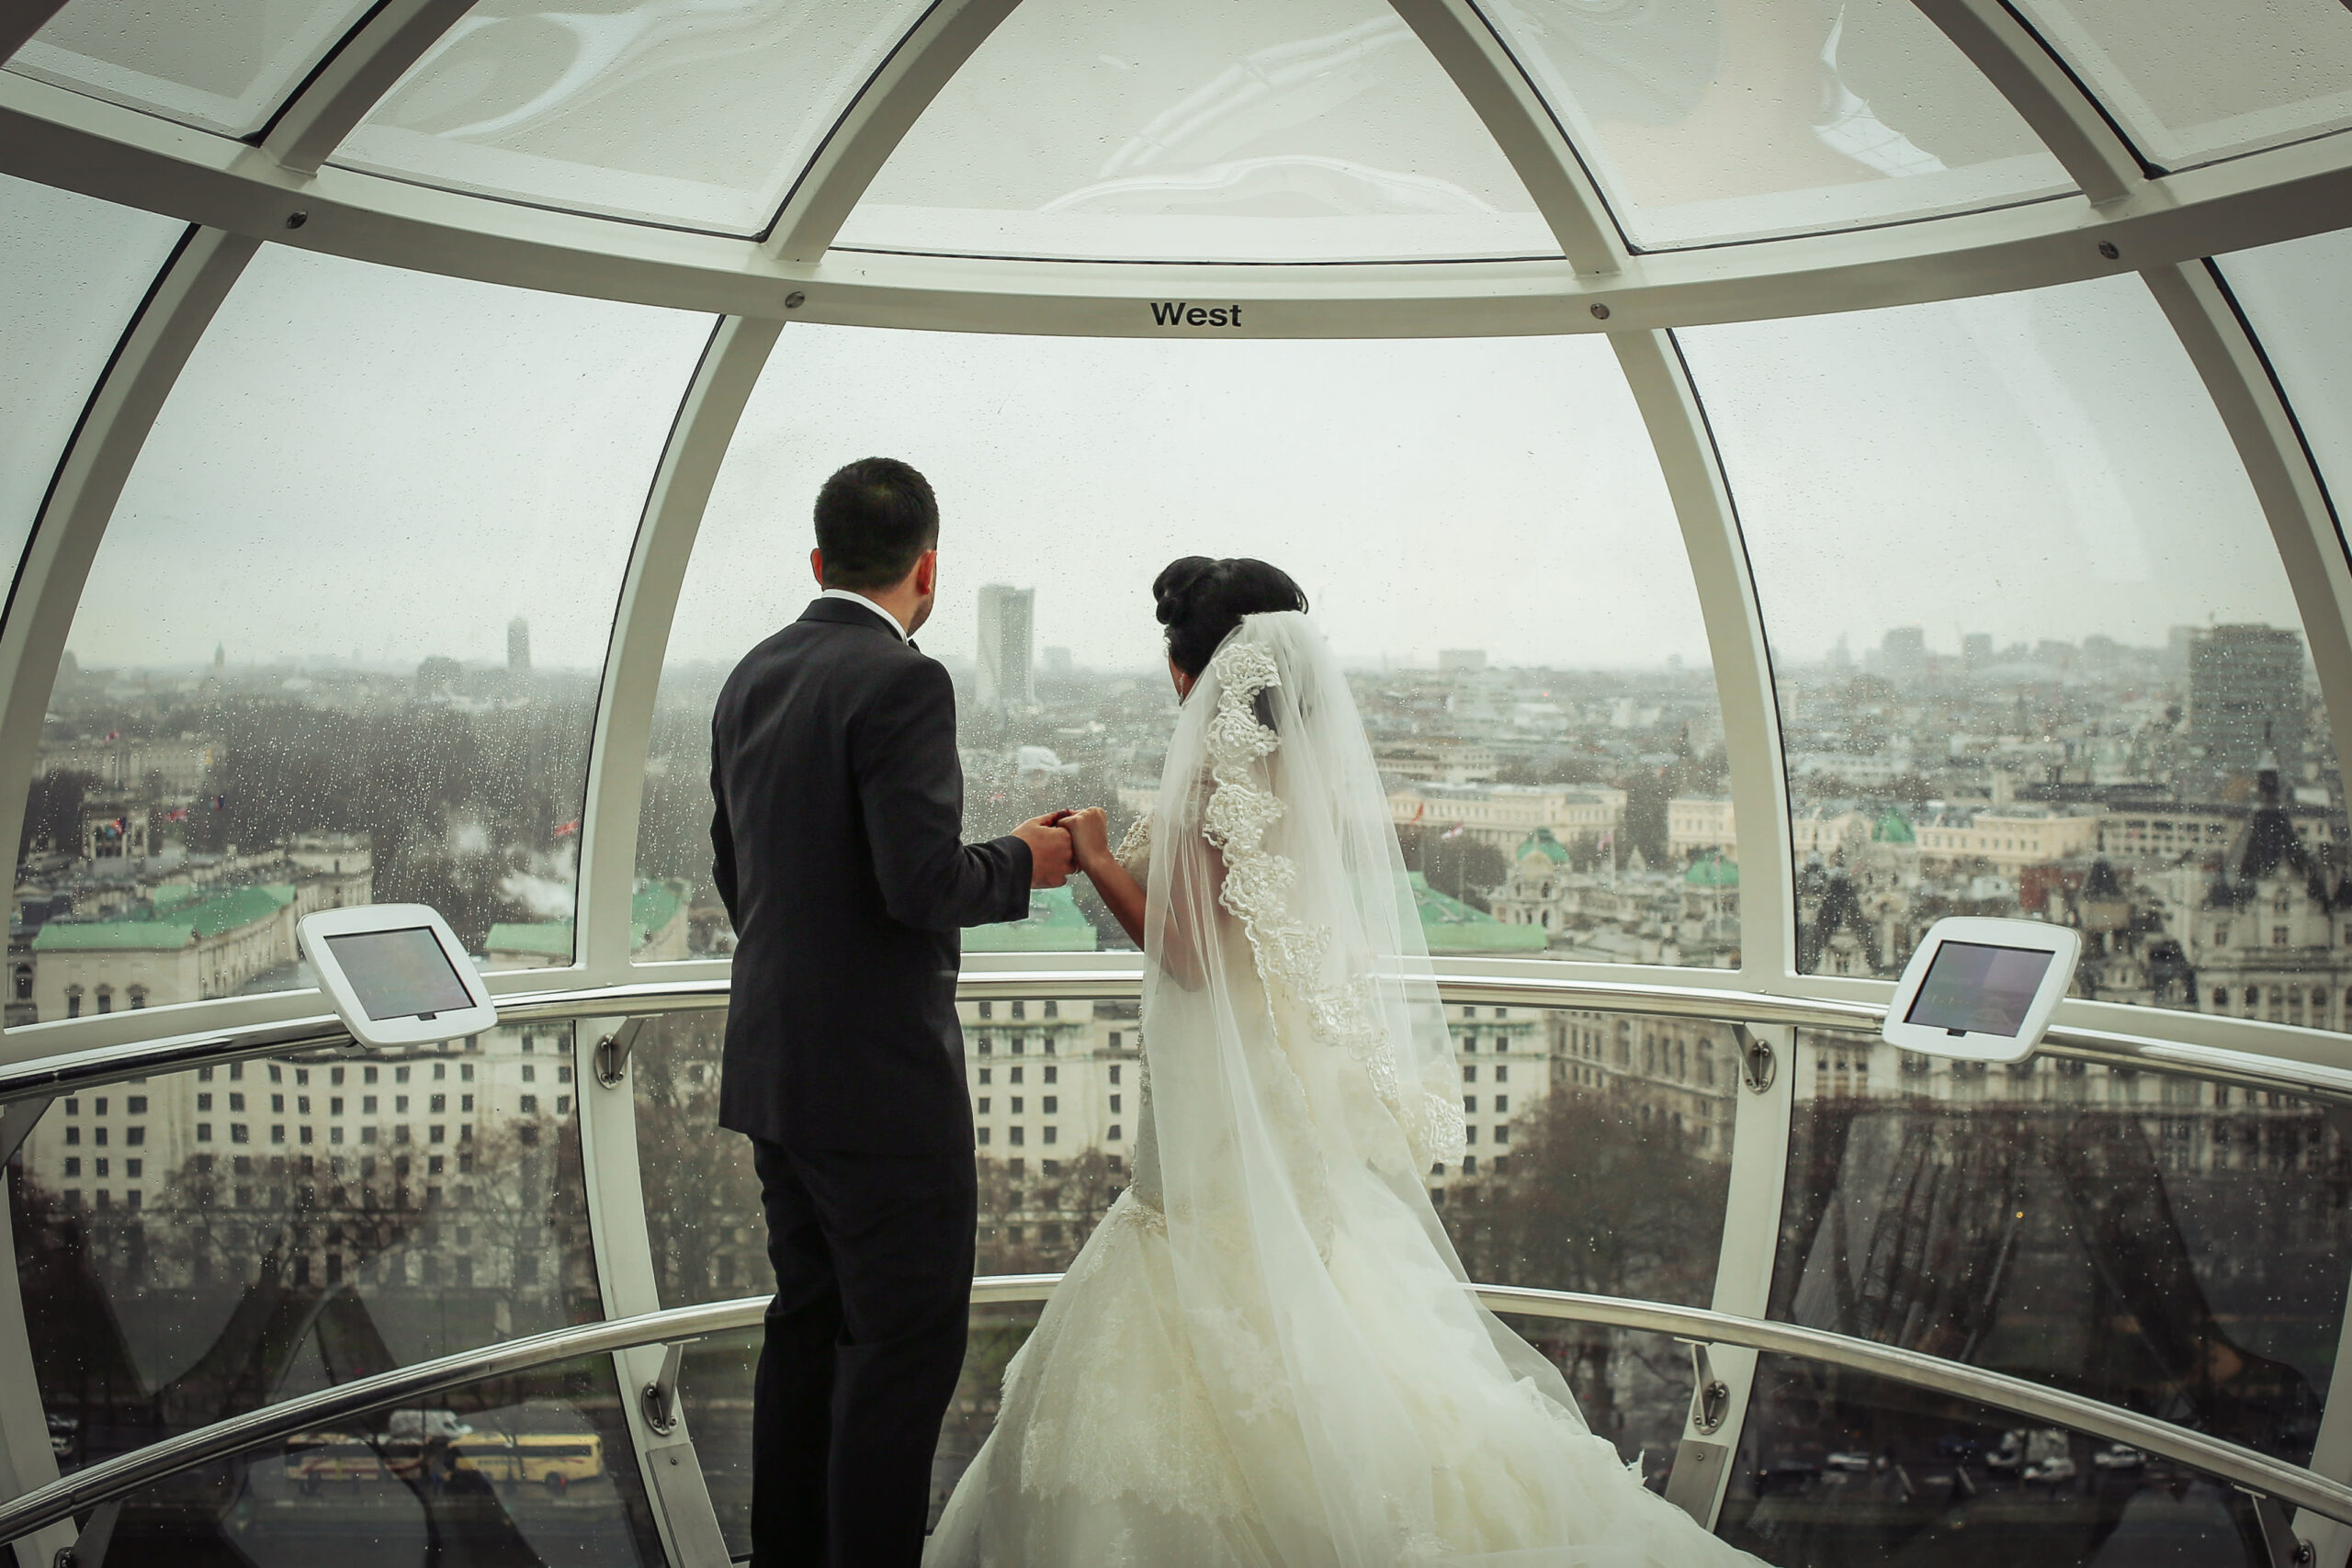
[325,926,477,1021]
[299,903,498,1050]
[1883,916,2081,1064]
[1904,942,2054,1038]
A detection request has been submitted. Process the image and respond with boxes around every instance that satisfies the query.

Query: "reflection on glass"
[2220,231,2352,537]
[2007,0,2352,169]
[1473,0,2070,249]
[1771,1033,2346,1469]
[334,0,932,236]
[0,175,181,625]
[1679,276,2348,1020]
[639,327,1736,964]
[12,1026,597,1476]
[1721,1354,2274,1564]
[14,248,709,1012]
[7,0,377,136]
[837,0,1553,263]
[85,1354,662,1566]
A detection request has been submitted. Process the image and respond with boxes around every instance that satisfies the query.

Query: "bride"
[927,558,1765,1568]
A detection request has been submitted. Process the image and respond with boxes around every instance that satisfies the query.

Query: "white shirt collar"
[819,587,912,642]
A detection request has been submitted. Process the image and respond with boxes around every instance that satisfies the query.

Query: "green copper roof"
[32,883,294,952]
[488,885,684,959]
[1409,872,1546,954]
[1684,852,1740,887]
[1873,809,1917,843]
[1515,827,1570,863]
[965,886,1101,953]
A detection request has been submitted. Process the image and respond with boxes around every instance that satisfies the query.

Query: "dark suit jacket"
[710,597,1031,1154]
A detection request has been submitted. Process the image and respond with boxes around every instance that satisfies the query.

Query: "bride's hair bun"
[1154,557,1308,680]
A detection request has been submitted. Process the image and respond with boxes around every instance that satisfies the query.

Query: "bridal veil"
[931,613,1761,1568]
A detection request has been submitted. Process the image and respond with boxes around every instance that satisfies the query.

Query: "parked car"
[1826,1451,1875,1473]
[2091,1444,2146,1471]
[2023,1455,2078,1486]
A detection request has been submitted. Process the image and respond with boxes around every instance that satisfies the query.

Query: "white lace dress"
[926,799,1764,1568]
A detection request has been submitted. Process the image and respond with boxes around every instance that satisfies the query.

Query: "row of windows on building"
[976,1124,1118,1147]
[59,983,147,1016]
[972,1063,1108,1087]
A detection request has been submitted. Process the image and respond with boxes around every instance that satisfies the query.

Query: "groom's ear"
[912,548,938,597]
[809,546,827,588]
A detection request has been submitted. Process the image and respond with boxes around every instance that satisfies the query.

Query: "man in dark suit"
[710,457,1073,1567]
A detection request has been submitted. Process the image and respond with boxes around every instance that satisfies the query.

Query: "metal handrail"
[7,1278,2352,1548]
[6,973,2352,1107]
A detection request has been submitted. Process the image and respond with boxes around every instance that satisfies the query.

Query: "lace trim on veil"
[1199,640,1466,1168]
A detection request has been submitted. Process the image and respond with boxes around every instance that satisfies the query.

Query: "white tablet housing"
[1883,916,2084,1064]
[298,904,498,1050]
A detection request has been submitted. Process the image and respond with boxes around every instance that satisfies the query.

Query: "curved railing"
[6,973,2350,1108]
[6,1277,2351,1550]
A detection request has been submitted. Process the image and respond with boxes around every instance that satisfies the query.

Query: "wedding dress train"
[927,615,1765,1568]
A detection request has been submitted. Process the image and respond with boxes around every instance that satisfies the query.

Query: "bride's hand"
[1057,807,1111,874]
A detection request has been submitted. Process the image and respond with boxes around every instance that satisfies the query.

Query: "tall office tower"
[1962,632,1993,671]
[2190,624,2305,775]
[976,584,1035,716]
[508,616,532,675]
[1881,625,1927,682]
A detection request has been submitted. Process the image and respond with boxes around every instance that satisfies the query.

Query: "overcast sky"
[56,244,2316,682]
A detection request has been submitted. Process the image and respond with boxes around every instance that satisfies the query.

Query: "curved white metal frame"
[6,0,2352,1557]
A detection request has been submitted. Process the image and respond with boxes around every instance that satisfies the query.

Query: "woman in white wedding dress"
[927,559,1767,1568]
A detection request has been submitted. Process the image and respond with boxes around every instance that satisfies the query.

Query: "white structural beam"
[572,1014,734,1566]
[1384,0,1623,275]
[10,72,2352,340]
[1611,331,1794,981]
[0,226,254,1567]
[763,0,1024,264]
[1613,327,1799,1526]
[1907,0,2146,205]
[0,1,70,70]
[577,315,784,980]
[258,0,481,175]
[2144,258,2352,1567]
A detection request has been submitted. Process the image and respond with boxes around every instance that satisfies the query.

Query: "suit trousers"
[750,1138,977,1568]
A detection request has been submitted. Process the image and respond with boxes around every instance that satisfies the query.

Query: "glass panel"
[641,998,1735,1540]
[835,0,1555,263]
[1721,1353,2273,1563]
[0,175,181,638]
[2007,0,2352,169]
[332,0,933,236]
[1679,276,2350,1016]
[12,1028,597,1473]
[17,247,708,1011]
[7,0,378,137]
[1770,1029,2346,1469]
[2219,230,2352,536]
[1473,0,2072,251]
[640,327,1737,964]
[85,1352,662,1566]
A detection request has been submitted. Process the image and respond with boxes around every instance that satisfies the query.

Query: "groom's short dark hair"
[814,457,938,589]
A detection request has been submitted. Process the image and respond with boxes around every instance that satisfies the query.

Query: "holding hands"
[1013,813,1077,887]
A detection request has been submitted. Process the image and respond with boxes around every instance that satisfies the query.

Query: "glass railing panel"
[12,1029,598,1474]
[639,327,1742,968]
[78,1352,662,1566]
[1770,1029,2346,1469]
[1719,1353,2273,1564]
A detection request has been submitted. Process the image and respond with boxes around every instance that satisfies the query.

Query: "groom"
[709,457,1075,1567]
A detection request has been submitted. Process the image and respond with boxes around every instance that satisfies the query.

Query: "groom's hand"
[1013,814,1075,888]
